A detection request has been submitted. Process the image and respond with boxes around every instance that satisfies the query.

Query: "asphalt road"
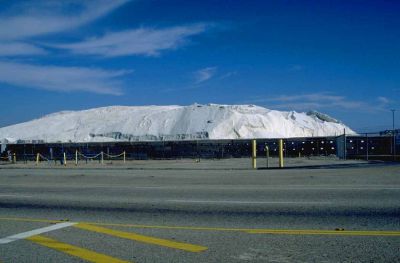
[0,161,399,262]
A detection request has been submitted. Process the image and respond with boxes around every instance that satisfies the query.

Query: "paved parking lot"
[1,216,400,263]
[0,156,369,169]
[0,158,399,262]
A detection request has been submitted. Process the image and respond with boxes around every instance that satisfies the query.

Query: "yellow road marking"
[1,217,400,237]
[26,235,131,263]
[246,229,400,236]
[77,222,400,236]
[74,223,208,252]
[0,217,62,224]
[83,221,246,232]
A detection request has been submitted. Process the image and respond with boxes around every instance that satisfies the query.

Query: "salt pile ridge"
[0,104,355,143]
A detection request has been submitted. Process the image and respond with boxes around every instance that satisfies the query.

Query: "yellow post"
[265,145,269,168]
[75,150,78,166]
[279,139,284,168]
[13,153,16,163]
[63,152,67,166]
[36,153,40,165]
[252,139,257,169]
[123,151,126,163]
[101,151,104,165]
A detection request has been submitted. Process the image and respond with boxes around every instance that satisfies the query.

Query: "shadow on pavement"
[258,161,400,170]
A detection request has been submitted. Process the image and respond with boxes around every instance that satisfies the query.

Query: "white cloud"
[0,42,47,56]
[0,61,131,95]
[0,0,128,41]
[263,94,347,103]
[194,67,217,83]
[50,24,208,57]
[0,0,128,56]
[377,96,390,105]
[247,93,371,111]
[0,0,213,96]
[219,71,237,80]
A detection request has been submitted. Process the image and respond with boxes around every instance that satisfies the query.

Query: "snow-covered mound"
[0,104,355,143]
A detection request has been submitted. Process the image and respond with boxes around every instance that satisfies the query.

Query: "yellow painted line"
[74,223,208,253]
[246,229,400,236]
[26,235,131,263]
[83,222,400,236]
[1,217,399,237]
[83,221,247,232]
[0,217,63,224]
[0,216,244,232]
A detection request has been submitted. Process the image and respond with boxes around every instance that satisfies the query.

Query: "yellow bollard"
[265,145,269,168]
[36,153,40,165]
[75,150,78,166]
[252,139,257,169]
[101,151,104,165]
[13,153,16,163]
[63,152,67,166]
[123,151,126,163]
[279,139,284,168]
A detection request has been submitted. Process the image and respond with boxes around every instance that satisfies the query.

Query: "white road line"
[0,194,33,198]
[1,184,399,190]
[166,200,332,205]
[143,187,396,191]
[0,222,76,244]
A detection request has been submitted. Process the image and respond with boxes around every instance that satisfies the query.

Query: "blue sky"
[0,0,399,132]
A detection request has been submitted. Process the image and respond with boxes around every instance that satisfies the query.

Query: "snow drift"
[0,104,355,143]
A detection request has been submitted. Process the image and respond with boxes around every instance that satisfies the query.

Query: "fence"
[0,137,337,161]
[31,151,126,166]
[1,134,399,165]
[343,132,399,161]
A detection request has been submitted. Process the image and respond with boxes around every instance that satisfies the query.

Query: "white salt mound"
[0,104,355,143]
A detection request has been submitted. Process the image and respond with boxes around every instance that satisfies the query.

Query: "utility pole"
[391,109,396,160]
[343,128,346,160]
